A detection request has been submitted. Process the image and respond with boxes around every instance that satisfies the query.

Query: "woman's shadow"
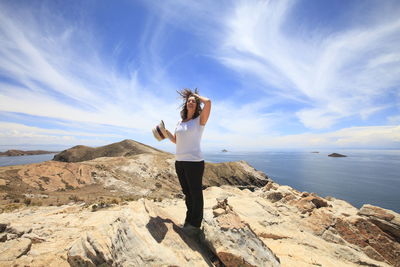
[145,216,220,266]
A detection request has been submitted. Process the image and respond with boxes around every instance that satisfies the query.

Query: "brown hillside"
[53,139,168,162]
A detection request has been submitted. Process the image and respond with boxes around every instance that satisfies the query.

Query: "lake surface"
[204,150,400,213]
[1,150,399,213]
[0,153,56,167]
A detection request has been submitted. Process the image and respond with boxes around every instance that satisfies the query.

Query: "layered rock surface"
[1,184,399,266]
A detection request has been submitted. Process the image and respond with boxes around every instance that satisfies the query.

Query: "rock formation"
[0,140,398,266]
[1,184,399,266]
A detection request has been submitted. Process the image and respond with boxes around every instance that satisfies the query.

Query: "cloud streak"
[218,0,400,129]
[0,4,180,134]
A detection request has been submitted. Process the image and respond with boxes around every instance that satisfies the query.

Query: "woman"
[165,88,211,237]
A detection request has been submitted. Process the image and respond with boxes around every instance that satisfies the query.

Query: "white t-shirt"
[175,116,205,161]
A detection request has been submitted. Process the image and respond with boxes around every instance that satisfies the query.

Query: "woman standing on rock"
[164,88,211,237]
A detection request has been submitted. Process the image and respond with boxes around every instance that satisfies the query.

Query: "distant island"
[0,149,58,157]
[328,153,347,157]
[221,149,228,152]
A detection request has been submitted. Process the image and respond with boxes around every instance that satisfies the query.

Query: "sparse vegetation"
[24,198,31,205]
[34,201,43,206]
[1,203,22,213]
[61,179,75,190]
[123,196,141,202]
[39,176,50,183]
[69,195,83,202]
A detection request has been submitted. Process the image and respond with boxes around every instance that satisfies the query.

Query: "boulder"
[205,197,280,267]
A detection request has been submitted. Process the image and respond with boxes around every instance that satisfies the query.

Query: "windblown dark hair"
[177,88,202,120]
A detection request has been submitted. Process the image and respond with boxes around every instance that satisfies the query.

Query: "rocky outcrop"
[257,182,400,266]
[17,161,95,192]
[53,139,166,162]
[1,185,398,266]
[358,204,400,242]
[205,197,280,266]
[204,160,268,189]
[0,149,270,205]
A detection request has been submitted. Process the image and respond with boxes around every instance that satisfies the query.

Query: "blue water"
[0,154,56,167]
[204,150,400,213]
[1,151,399,213]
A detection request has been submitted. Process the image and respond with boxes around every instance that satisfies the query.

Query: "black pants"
[175,160,205,228]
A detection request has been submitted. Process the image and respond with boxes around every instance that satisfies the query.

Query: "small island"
[0,150,57,157]
[328,153,347,157]
[221,149,228,152]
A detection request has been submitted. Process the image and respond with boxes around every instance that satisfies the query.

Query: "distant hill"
[0,150,57,157]
[53,139,169,162]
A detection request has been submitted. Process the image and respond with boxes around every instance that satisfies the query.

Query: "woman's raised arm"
[193,93,211,126]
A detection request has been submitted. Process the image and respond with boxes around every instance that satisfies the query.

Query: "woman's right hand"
[166,129,176,144]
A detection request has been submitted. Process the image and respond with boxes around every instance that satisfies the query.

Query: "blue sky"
[0,0,399,152]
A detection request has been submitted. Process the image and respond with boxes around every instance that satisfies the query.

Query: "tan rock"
[0,238,32,261]
[302,208,336,236]
[204,198,280,267]
[17,161,94,191]
[213,208,225,217]
[359,204,396,221]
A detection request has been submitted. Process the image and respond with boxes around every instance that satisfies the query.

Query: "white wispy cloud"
[202,125,400,151]
[1,1,399,151]
[218,0,400,129]
[0,122,117,148]
[0,4,180,135]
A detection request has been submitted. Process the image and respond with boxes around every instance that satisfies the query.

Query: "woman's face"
[186,96,197,111]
